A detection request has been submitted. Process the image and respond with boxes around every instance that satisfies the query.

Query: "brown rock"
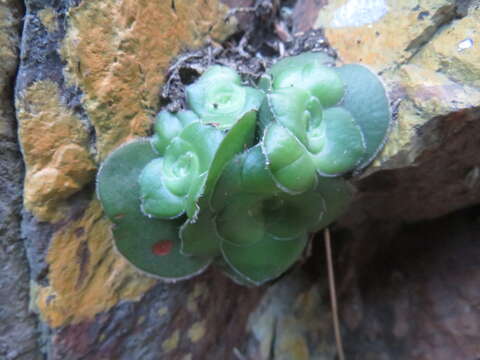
[36,200,157,328]
[61,0,236,159]
[1,0,42,358]
[244,2,480,359]
[315,0,458,71]
[17,80,94,221]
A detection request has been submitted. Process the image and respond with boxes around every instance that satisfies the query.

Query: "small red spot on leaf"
[152,240,173,256]
[210,122,220,127]
[114,213,126,220]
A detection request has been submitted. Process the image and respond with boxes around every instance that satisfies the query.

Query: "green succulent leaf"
[211,146,325,284]
[140,108,256,220]
[97,139,159,222]
[269,52,334,81]
[262,122,317,194]
[214,258,258,287]
[203,110,257,198]
[262,87,318,143]
[151,110,199,155]
[138,158,187,219]
[272,62,345,108]
[211,145,278,210]
[96,57,390,286]
[221,233,308,286]
[312,176,354,231]
[96,139,211,280]
[335,64,392,168]
[216,188,324,246]
[113,213,211,282]
[139,122,223,219]
[186,65,264,130]
[309,107,366,176]
[180,200,221,257]
[216,194,266,246]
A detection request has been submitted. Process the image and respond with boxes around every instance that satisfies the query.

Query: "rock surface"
[5,0,480,359]
[0,1,42,359]
[14,0,267,359]
[245,1,480,359]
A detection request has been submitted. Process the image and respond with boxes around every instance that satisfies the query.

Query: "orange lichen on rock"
[37,200,157,328]
[61,0,235,159]
[17,80,96,221]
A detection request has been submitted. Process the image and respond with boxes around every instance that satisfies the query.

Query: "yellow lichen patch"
[38,7,58,32]
[187,320,206,343]
[400,64,480,115]
[186,282,209,313]
[372,64,480,169]
[0,0,22,139]
[412,6,480,88]
[158,306,168,317]
[36,200,157,328]
[162,329,180,353]
[61,0,236,159]
[17,80,96,221]
[315,0,456,71]
[372,100,426,168]
[276,334,310,360]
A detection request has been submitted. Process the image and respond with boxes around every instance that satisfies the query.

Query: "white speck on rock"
[330,0,388,28]
[457,38,473,52]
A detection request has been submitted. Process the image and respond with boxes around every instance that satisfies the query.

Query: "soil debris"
[160,0,336,112]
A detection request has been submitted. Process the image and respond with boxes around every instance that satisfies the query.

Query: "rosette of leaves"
[96,66,264,280]
[180,145,353,285]
[186,65,264,130]
[260,52,392,194]
[96,56,391,285]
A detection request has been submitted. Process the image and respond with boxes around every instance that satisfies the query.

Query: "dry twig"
[325,228,346,360]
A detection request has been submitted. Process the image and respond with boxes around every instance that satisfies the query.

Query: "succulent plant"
[186,65,264,130]
[260,52,391,192]
[96,54,391,285]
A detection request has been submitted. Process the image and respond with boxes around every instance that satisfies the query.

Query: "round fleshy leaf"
[309,107,366,176]
[209,154,243,211]
[186,66,264,130]
[97,139,159,222]
[216,195,265,247]
[215,258,258,287]
[312,176,354,232]
[262,191,324,240]
[210,145,277,211]
[175,122,224,170]
[240,145,278,195]
[162,139,200,196]
[113,213,211,281]
[264,87,316,144]
[221,234,308,285]
[269,52,334,80]
[273,63,345,108]
[262,123,317,194]
[180,203,221,257]
[151,110,184,155]
[96,139,211,281]
[335,64,391,169]
[203,110,257,199]
[176,110,200,126]
[140,122,225,219]
[151,110,199,155]
[138,158,186,219]
[258,74,272,92]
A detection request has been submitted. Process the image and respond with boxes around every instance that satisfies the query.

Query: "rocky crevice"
[5,0,480,359]
[0,0,43,359]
